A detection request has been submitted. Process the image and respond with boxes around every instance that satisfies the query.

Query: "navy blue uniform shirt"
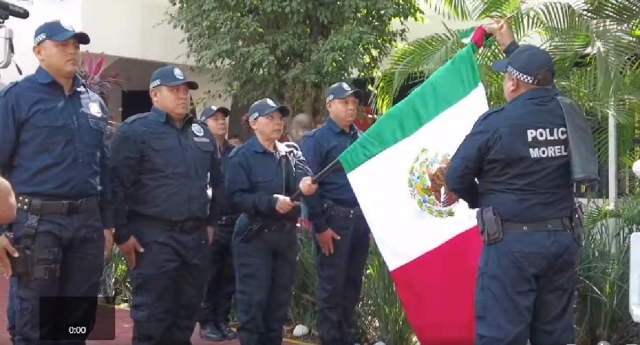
[225,136,311,219]
[300,118,360,233]
[213,139,236,216]
[110,106,223,244]
[445,88,574,222]
[0,67,114,228]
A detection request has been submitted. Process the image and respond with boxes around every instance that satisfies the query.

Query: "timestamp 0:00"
[67,326,88,335]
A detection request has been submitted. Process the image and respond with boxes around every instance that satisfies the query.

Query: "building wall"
[1,0,229,122]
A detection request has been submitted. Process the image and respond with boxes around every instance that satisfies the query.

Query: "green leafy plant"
[166,0,423,119]
[373,0,640,173]
[575,197,640,344]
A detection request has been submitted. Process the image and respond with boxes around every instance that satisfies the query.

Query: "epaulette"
[228,144,243,158]
[0,81,19,97]
[124,113,151,124]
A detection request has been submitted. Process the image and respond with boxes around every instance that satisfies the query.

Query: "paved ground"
[0,278,303,345]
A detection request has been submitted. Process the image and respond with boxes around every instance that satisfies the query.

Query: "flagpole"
[608,100,617,252]
[291,159,341,200]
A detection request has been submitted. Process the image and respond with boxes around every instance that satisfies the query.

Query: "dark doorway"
[121,90,152,122]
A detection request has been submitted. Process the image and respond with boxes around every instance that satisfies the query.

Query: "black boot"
[217,323,237,340]
[199,323,225,342]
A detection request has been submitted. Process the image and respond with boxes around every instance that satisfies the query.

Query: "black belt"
[129,214,206,235]
[15,195,88,216]
[324,202,363,218]
[502,218,570,233]
[218,214,240,227]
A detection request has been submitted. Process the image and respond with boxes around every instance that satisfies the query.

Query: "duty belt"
[324,202,363,218]
[129,213,206,235]
[16,195,86,216]
[502,218,571,233]
[218,214,240,227]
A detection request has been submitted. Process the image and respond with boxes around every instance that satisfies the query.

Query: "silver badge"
[266,98,276,106]
[342,82,351,91]
[88,102,102,117]
[192,123,204,136]
[174,68,184,80]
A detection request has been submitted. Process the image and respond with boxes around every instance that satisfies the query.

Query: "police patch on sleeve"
[88,102,102,117]
[192,123,204,136]
[174,68,184,80]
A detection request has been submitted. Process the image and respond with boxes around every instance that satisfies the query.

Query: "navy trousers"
[233,216,298,345]
[315,213,370,345]
[12,198,104,345]
[474,231,580,345]
[199,225,235,327]
[128,224,209,345]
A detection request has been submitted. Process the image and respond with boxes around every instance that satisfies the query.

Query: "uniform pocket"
[82,116,108,148]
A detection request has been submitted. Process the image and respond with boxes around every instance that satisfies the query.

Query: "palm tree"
[374,0,640,172]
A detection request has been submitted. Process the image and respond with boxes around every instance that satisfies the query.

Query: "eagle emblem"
[407,148,459,218]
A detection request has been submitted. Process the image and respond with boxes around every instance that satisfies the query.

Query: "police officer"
[0,20,113,344]
[299,82,371,345]
[197,105,238,341]
[226,98,316,345]
[445,20,581,345]
[109,66,223,344]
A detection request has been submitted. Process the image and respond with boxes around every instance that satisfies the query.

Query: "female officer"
[225,98,317,345]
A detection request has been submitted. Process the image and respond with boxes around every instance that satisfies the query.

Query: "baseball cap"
[34,21,90,46]
[326,82,365,104]
[491,45,555,86]
[247,98,290,121]
[149,66,199,90]
[200,105,230,120]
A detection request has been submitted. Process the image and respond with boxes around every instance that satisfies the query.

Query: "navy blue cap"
[326,82,365,104]
[491,45,555,86]
[247,98,290,121]
[200,105,230,120]
[34,21,90,46]
[149,66,199,90]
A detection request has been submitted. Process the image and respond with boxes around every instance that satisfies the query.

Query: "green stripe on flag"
[339,44,482,173]
[456,27,475,43]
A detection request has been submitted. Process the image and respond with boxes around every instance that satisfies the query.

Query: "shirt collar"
[34,66,83,89]
[150,106,194,125]
[511,88,555,103]
[325,117,357,135]
[246,136,268,153]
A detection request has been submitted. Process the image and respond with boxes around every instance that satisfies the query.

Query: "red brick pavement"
[0,278,302,345]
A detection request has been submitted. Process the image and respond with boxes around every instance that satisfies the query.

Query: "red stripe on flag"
[470,26,488,49]
[390,226,482,345]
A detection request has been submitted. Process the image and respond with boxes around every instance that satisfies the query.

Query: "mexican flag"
[338,27,488,344]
